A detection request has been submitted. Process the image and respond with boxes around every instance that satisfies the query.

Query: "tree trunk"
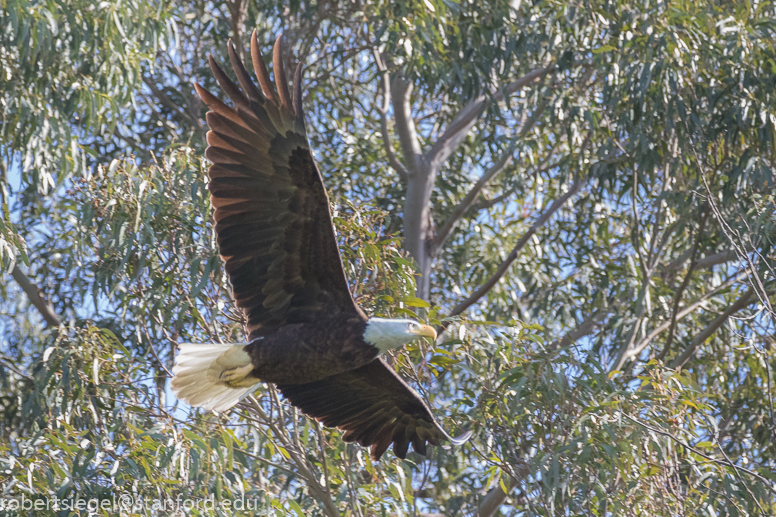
[403,166,435,299]
[389,75,437,299]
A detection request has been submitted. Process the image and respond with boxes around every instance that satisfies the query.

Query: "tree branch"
[373,52,409,181]
[669,289,754,369]
[622,413,776,496]
[433,144,516,251]
[0,158,8,205]
[657,210,708,361]
[427,66,553,171]
[143,77,203,130]
[548,309,610,351]
[390,74,424,175]
[433,99,550,253]
[618,271,748,369]
[448,176,585,318]
[226,0,248,57]
[11,265,62,327]
[475,479,518,517]
[469,189,516,212]
[664,249,737,273]
[695,250,739,270]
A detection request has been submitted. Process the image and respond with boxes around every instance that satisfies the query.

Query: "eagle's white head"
[363,317,438,353]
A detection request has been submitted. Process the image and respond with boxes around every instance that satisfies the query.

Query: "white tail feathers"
[171,343,260,413]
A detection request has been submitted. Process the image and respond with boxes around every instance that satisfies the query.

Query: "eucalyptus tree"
[1,0,775,516]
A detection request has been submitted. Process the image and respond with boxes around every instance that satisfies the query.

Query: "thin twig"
[669,289,754,369]
[623,270,749,366]
[447,176,585,319]
[657,209,708,361]
[433,144,517,251]
[690,140,774,321]
[427,66,554,170]
[0,353,33,380]
[622,413,776,496]
[714,433,768,514]
[316,423,332,497]
[763,342,776,431]
[631,165,647,277]
[244,396,341,517]
[143,77,203,130]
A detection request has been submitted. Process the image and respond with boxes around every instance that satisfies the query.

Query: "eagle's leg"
[218,364,259,387]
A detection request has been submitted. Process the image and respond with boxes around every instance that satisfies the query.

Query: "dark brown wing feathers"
[278,359,471,461]
[197,30,360,339]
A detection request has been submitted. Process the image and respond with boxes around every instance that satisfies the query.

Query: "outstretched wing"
[277,359,471,461]
[195,32,363,339]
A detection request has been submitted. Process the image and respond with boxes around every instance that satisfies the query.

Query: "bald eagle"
[171,32,470,461]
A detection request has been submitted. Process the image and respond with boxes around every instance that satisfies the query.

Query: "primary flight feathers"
[171,31,470,461]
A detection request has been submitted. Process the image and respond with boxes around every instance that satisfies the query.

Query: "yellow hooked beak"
[412,324,438,341]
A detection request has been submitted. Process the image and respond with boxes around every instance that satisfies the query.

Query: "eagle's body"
[243,316,374,384]
[171,32,469,461]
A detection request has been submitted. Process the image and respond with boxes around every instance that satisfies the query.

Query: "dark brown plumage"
[176,31,469,461]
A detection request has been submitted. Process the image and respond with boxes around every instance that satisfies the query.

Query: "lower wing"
[277,358,470,460]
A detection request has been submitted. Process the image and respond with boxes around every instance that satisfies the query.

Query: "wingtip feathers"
[293,62,305,129]
[251,29,275,99]
[273,34,293,113]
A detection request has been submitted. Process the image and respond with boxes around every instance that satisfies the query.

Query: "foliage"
[0,0,169,189]
[1,0,775,516]
[1,325,270,515]
[476,332,775,515]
